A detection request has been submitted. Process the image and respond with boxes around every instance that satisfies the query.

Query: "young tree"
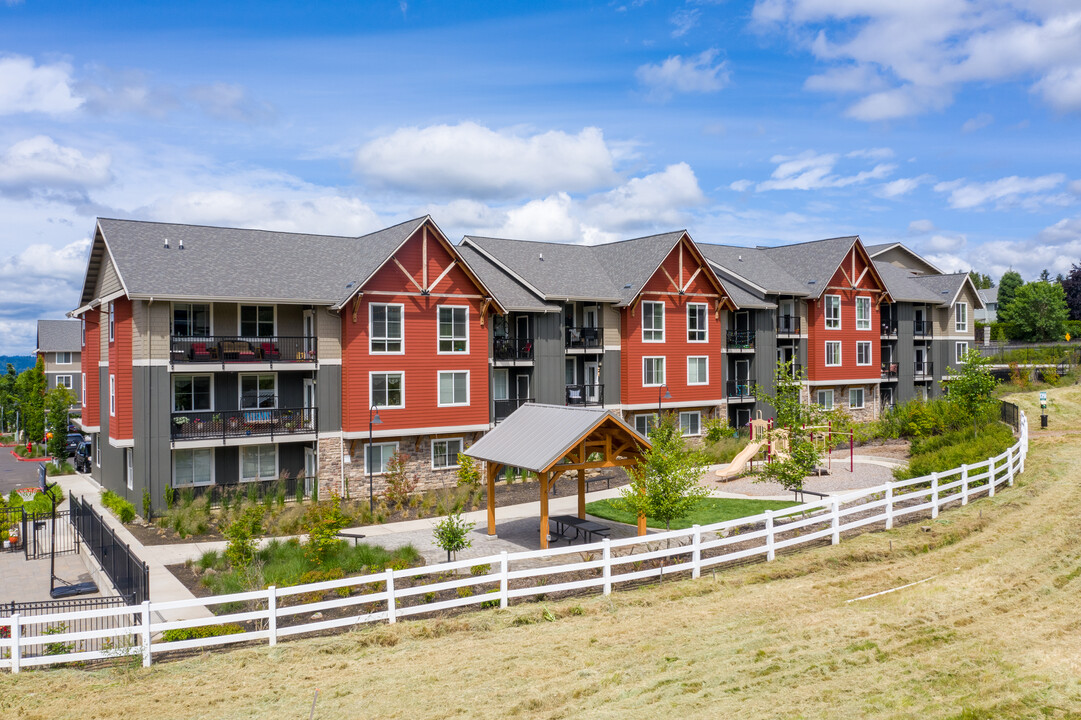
[968,271,994,290]
[1000,281,1070,342]
[15,357,46,442]
[997,270,1023,323]
[45,386,76,459]
[946,349,997,438]
[433,512,474,562]
[615,412,708,533]
[1062,263,1081,321]
[752,360,822,492]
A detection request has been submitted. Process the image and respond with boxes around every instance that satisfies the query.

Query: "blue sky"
[1,0,1079,352]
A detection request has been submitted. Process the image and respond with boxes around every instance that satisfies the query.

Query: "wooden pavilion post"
[637,512,647,536]
[577,468,586,520]
[539,471,550,550]
[486,462,498,537]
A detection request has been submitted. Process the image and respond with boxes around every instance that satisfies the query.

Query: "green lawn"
[585,497,799,530]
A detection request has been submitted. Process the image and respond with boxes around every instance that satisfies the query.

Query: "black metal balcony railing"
[913,321,934,338]
[914,361,934,379]
[494,336,534,362]
[565,384,604,406]
[494,397,534,422]
[726,379,755,399]
[171,407,317,441]
[170,336,317,364]
[880,322,898,337]
[881,362,899,380]
[565,326,602,350]
[726,330,756,350]
[777,315,800,335]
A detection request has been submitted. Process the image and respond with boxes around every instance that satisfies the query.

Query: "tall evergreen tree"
[997,270,1023,322]
[968,271,994,290]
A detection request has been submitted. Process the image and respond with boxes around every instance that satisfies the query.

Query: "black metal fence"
[1,507,21,554]
[170,335,317,364]
[565,384,604,406]
[565,326,603,350]
[494,336,534,361]
[726,330,756,350]
[494,397,534,422]
[914,361,934,379]
[726,379,755,400]
[70,496,149,606]
[0,596,135,660]
[881,362,899,380]
[777,315,800,335]
[913,320,934,338]
[170,407,317,441]
[1000,400,1020,431]
[24,510,79,560]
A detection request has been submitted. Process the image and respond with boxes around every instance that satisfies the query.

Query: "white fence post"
[602,538,612,595]
[11,613,20,674]
[931,473,939,519]
[765,510,775,561]
[499,551,509,609]
[692,525,702,579]
[268,585,277,646]
[961,464,969,506]
[831,499,840,545]
[141,600,152,668]
[885,485,894,530]
[385,569,396,624]
[1007,446,1015,486]
[988,457,996,498]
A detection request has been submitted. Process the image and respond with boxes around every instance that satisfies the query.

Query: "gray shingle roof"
[588,231,687,306]
[873,261,946,304]
[456,244,557,312]
[716,277,775,309]
[697,244,809,296]
[463,403,647,472]
[94,216,428,307]
[978,287,998,304]
[912,272,981,308]
[37,319,81,353]
[756,236,860,295]
[461,236,624,302]
[864,243,895,255]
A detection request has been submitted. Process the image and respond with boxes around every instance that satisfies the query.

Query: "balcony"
[913,321,934,339]
[565,384,604,406]
[726,330,756,352]
[565,326,603,352]
[786,363,804,380]
[494,397,534,422]
[171,407,317,442]
[726,379,755,401]
[494,336,534,363]
[881,362,898,381]
[777,315,801,336]
[880,322,898,338]
[170,336,317,366]
[914,361,934,380]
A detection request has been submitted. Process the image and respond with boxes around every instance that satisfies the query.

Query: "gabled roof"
[588,231,687,306]
[464,403,649,473]
[865,242,943,275]
[912,272,985,309]
[978,287,998,305]
[697,244,809,297]
[756,236,890,299]
[36,319,81,353]
[872,262,945,304]
[456,244,558,312]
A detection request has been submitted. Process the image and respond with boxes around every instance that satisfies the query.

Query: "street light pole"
[368,404,382,515]
[657,384,672,429]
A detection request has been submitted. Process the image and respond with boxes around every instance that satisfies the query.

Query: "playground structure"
[715,411,854,480]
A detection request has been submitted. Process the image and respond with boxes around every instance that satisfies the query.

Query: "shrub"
[382,452,418,509]
[895,423,1015,480]
[224,506,264,569]
[480,589,500,609]
[456,452,480,488]
[302,495,350,566]
[703,417,736,443]
[470,563,491,576]
[101,490,136,523]
[161,623,245,642]
[142,488,152,520]
[1041,367,1061,386]
[163,485,175,510]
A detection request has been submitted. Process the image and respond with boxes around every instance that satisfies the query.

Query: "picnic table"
[549,515,611,544]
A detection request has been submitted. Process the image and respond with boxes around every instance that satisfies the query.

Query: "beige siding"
[96,252,123,299]
[277,305,304,336]
[873,247,939,275]
[933,305,950,336]
[317,309,341,360]
[131,300,170,361]
[43,351,79,372]
[602,304,620,346]
[953,285,979,339]
[213,303,237,335]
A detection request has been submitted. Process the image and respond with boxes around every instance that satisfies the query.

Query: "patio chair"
[191,342,213,361]
[260,342,281,361]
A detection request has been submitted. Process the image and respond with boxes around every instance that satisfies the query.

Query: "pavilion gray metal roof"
[456,244,558,312]
[87,216,429,307]
[697,244,809,296]
[36,319,82,353]
[873,261,946,304]
[464,403,647,473]
[756,236,861,296]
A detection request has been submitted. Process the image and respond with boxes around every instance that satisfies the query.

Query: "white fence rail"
[0,414,1028,672]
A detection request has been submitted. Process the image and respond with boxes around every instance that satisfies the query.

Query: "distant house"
[975,287,998,323]
[36,319,82,405]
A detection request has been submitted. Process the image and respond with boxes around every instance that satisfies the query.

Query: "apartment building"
[71,216,502,511]
[36,319,82,404]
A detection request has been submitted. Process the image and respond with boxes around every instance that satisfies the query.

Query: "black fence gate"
[24,510,80,560]
[1,507,22,553]
[70,496,149,606]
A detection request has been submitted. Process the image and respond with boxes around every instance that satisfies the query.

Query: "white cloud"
[934,173,1069,209]
[585,163,705,230]
[729,179,753,192]
[908,219,936,234]
[636,49,730,101]
[754,150,895,191]
[962,112,994,132]
[804,65,887,93]
[1032,66,1081,111]
[925,233,967,253]
[0,136,111,197]
[500,194,584,243]
[186,83,276,124]
[952,215,1081,279]
[354,123,618,199]
[847,147,894,160]
[0,55,82,115]
[670,8,700,38]
[0,236,92,352]
[877,174,934,199]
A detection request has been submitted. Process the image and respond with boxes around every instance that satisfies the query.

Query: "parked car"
[73,442,91,473]
[64,433,86,457]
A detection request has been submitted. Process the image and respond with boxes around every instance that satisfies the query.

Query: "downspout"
[147,297,153,513]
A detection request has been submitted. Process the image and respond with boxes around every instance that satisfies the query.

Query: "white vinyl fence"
[0,413,1028,672]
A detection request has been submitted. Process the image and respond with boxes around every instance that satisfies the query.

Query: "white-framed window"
[438,306,469,353]
[364,441,399,475]
[824,295,841,329]
[108,303,115,342]
[432,438,463,469]
[240,305,275,337]
[239,374,276,409]
[371,372,404,408]
[634,414,657,437]
[173,448,214,488]
[856,341,872,366]
[679,411,701,437]
[687,303,708,342]
[493,369,508,401]
[95,440,100,467]
[856,296,871,330]
[81,373,86,407]
[825,341,842,367]
[438,371,469,406]
[125,448,133,490]
[687,356,708,385]
[817,389,834,410]
[955,302,968,332]
[172,303,211,337]
[109,374,116,416]
[369,303,403,354]
[849,388,865,409]
[643,357,665,387]
[955,341,969,363]
[81,319,85,348]
[174,375,212,412]
[240,445,277,482]
[56,352,72,365]
[642,301,665,342]
[56,375,73,389]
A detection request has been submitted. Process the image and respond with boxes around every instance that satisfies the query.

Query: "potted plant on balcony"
[173,416,190,434]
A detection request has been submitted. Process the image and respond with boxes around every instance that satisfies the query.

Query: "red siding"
[81,309,100,427]
[806,246,882,383]
[109,298,133,440]
[341,224,491,433]
[620,240,725,407]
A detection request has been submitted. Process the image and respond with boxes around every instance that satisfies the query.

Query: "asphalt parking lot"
[0,447,41,497]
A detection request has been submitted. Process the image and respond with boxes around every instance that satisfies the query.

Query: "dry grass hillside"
[4,388,1081,719]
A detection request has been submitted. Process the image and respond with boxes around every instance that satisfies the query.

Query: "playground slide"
[715,441,763,480]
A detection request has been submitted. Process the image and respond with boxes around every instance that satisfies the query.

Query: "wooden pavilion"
[464,403,651,549]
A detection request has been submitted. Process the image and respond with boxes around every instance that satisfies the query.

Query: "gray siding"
[602,349,621,406]
[533,312,564,405]
[316,365,341,432]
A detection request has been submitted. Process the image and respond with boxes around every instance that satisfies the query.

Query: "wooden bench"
[337,531,367,546]
[585,473,614,491]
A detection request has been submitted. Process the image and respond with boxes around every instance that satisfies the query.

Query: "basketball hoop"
[15,487,38,503]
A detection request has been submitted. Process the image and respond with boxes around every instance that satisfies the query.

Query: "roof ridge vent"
[163,237,169,249]
[538,252,543,260]
[179,238,185,250]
